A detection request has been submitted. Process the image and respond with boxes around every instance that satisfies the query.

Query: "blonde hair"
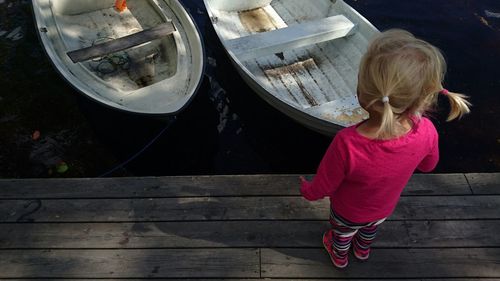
[358,29,471,138]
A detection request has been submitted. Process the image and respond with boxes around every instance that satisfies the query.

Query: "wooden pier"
[0,173,499,279]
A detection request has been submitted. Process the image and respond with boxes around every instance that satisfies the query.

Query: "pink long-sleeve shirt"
[301,117,439,223]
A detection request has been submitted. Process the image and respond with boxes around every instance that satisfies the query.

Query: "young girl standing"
[300,29,471,269]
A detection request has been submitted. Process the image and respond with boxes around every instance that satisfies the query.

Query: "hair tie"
[381,96,390,103]
[440,89,449,96]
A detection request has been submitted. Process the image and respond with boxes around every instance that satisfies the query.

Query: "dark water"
[1,0,499,178]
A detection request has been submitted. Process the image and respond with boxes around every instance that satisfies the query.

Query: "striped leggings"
[329,208,386,259]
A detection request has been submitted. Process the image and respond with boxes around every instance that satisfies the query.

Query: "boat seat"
[225,15,356,61]
[67,22,176,63]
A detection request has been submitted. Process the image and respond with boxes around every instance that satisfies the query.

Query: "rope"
[98,116,177,177]
[90,37,130,75]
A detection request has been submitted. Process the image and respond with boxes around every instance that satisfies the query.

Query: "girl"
[300,29,471,269]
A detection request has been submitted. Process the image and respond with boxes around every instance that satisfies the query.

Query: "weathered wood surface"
[0,174,473,199]
[466,173,500,194]
[2,278,500,281]
[2,195,499,222]
[0,173,499,279]
[66,22,176,63]
[261,248,500,278]
[1,220,499,249]
[0,249,259,278]
[225,15,356,61]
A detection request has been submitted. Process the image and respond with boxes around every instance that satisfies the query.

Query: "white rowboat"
[32,0,205,116]
[203,0,379,135]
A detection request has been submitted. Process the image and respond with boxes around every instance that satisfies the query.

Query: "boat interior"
[52,0,179,91]
[206,0,376,126]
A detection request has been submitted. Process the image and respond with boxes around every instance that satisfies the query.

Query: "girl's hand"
[299,176,313,200]
[299,176,307,183]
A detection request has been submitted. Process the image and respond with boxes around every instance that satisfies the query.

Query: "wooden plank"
[2,278,494,281]
[0,174,472,199]
[379,220,500,247]
[262,57,321,108]
[308,44,354,100]
[2,195,499,222]
[393,195,500,220]
[225,15,356,61]
[0,249,259,278]
[0,197,327,222]
[6,278,492,281]
[1,279,498,281]
[261,248,500,278]
[1,220,499,249]
[466,173,500,194]
[0,175,302,199]
[66,22,175,63]
[405,173,471,195]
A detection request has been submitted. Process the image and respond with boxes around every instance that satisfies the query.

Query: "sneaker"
[323,230,348,269]
[352,239,370,261]
[353,249,370,261]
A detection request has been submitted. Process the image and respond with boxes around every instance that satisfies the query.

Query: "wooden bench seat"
[225,15,356,61]
[67,22,176,63]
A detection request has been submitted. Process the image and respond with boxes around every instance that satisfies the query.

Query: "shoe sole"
[353,251,369,261]
[352,239,369,261]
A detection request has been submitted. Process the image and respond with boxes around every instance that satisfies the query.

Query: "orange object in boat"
[115,0,127,12]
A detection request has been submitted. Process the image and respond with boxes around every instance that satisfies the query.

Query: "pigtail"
[441,89,471,121]
[377,96,396,139]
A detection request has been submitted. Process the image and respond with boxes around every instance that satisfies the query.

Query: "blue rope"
[98,116,177,177]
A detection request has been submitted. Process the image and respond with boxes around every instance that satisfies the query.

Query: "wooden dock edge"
[0,173,498,279]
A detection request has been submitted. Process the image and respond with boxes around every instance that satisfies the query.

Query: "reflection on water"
[0,0,499,177]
